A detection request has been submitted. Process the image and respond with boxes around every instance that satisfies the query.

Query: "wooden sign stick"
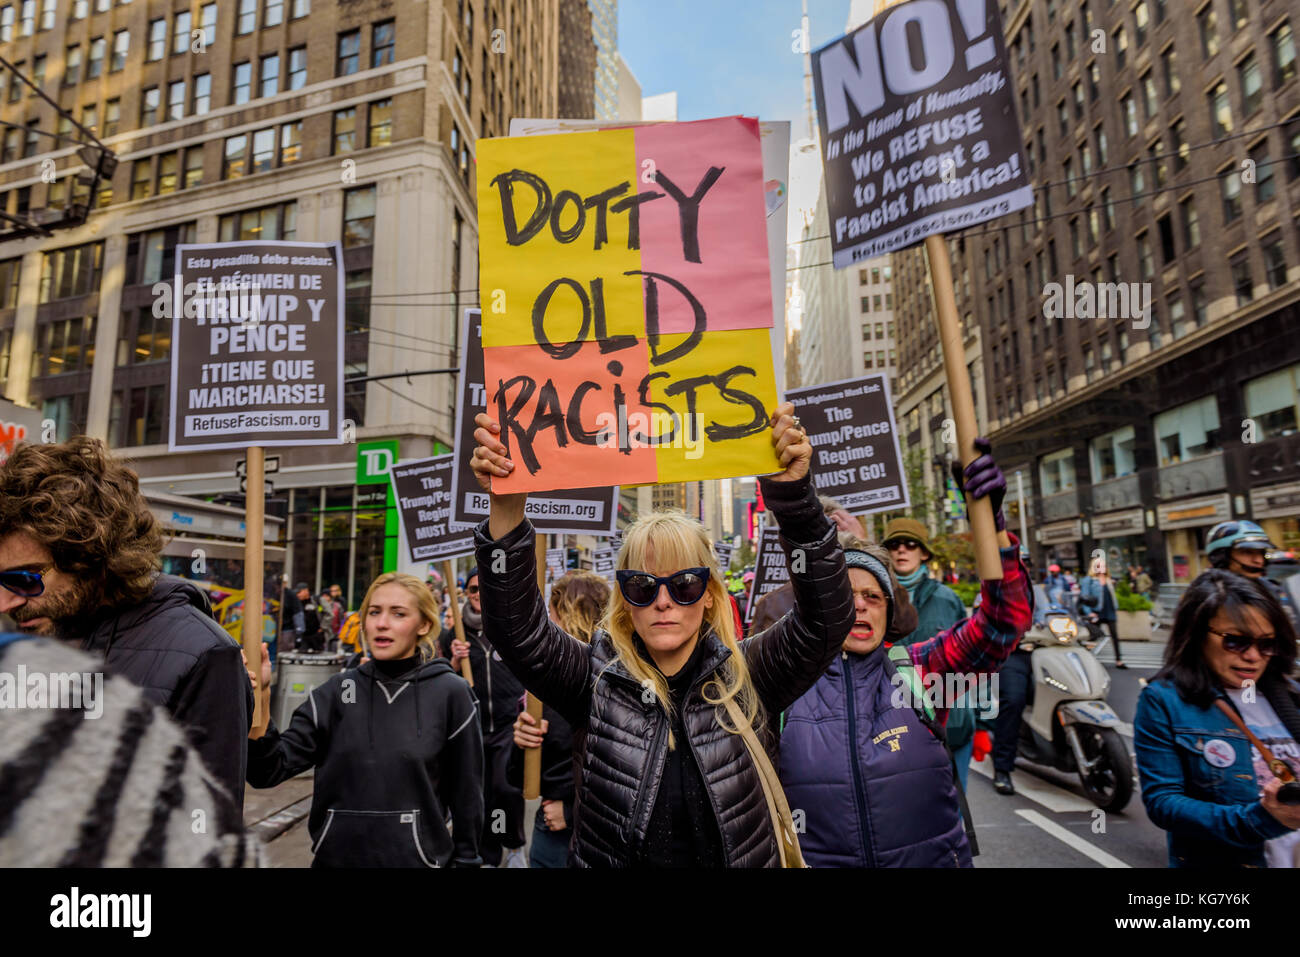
[522,534,548,800]
[441,560,474,686]
[925,235,1002,581]
[242,446,269,730]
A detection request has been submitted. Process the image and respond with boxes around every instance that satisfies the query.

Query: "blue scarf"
[896,564,928,602]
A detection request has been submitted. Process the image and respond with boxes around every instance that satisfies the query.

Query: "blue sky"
[618,0,853,127]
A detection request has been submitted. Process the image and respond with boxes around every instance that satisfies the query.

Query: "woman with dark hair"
[1134,569,1300,867]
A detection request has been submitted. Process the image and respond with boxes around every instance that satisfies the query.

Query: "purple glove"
[950,437,1007,532]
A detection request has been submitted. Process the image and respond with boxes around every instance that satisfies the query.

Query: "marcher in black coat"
[247,573,483,868]
[469,403,854,867]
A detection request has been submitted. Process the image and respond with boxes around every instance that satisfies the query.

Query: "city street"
[250,642,1176,869]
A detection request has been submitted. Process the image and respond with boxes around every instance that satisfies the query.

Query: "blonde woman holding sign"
[469,402,855,867]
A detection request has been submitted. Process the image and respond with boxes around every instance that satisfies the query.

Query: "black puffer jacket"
[475,474,854,867]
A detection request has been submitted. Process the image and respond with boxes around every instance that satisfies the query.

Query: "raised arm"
[246,680,333,788]
[742,404,854,716]
[470,411,593,724]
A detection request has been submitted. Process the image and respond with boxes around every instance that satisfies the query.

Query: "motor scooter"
[1012,585,1134,811]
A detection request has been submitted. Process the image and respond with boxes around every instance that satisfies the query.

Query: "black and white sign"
[168,241,344,451]
[449,308,620,536]
[788,374,909,513]
[546,547,567,580]
[592,546,617,583]
[714,541,736,570]
[390,454,476,562]
[744,527,788,626]
[812,0,1031,265]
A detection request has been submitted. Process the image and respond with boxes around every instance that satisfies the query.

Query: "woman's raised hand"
[768,401,812,483]
[471,411,528,537]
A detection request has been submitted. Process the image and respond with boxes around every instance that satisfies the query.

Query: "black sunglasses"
[0,569,45,598]
[1209,629,1279,658]
[885,538,923,551]
[616,568,711,607]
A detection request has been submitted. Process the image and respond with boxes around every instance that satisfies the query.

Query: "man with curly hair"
[0,436,253,819]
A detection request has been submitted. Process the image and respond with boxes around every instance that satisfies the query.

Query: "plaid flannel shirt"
[906,534,1033,724]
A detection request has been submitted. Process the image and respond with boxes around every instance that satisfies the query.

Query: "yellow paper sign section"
[476,130,644,350]
[650,329,780,484]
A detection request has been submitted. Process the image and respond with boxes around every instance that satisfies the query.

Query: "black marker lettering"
[653,166,724,263]
[709,366,768,440]
[495,375,541,473]
[610,190,665,250]
[584,182,631,250]
[628,270,708,365]
[550,190,586,244]
[491,170,552,246]
[567,381,602,445]
[531,278,591,359]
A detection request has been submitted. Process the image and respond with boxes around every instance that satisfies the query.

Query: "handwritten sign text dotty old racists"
[476,117,780,493]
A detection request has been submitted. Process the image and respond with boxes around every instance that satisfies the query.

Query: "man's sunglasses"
[465,585,480,595]
[885,538,923,551]
[1209,628,1280,658]
[616,568,711,607]
[0,569,45,598]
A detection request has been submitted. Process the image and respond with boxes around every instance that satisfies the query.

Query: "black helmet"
[1206,520,1274,568]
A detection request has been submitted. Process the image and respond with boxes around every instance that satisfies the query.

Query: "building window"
[65,46,81,86]
[1169,294,1187,339]
[123,384,166,446]
[279,121,301,165]
[1122,93,1137,137]
[343,184,375,247]
[193,73,211,115]
[184,147,204,188]
[1264,234,1287,288]
[18,0,31,36]
[156,151,177,194]
[1221,166,1242,222]
[201,3,216,47]
[1200,5,1219,58]
[1091,426,1137,481]
[33,316,97,377]
[264,0,282,27]
[1142,72,1158,120]
[1039,447,1076,494]
[260,53,279,98]
[1162,45,1180,97]
[1157,213,1176,263]
[367,98,392,147]
[1134,1,1149,47]
[1276,22,1297,88]
[291,0,308,18]
[38,0,51,30]
[130,158,151,199]
[1181,197,1200,248]
[333,107,356,153]
[1209,81,1233,135]
[1231,253,1254,306]
[1154,395,1221,465]
[1171,117,1189,171]
[147,18,165,61]
[372,19,395,68]
[1228,0,1249,32]
[218,201,296,241]
[39,241,104,302]
[250,128,275,174]
[337,29,360,76]
[30,54,44,92]
[168,80,185,121]
[232,62,251,105]
[87,37,104,79]
[1239,54,1263,116]
[288,46,307,89]
[1251,140,1275,203]
[140,86,160,126]
[111,30,128,72]
[1244,365,1300,439]
[223,134,247,179]
[237,0,255,35]
[173,10,191,55]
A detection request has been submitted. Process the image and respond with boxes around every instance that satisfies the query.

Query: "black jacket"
[475,473,854,867]
[84,575,253,821]
[438,608,526,736]
[507,701,576,836]
[246,656,484,867]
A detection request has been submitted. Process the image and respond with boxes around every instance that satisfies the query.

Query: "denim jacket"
[1134,677,1295,867]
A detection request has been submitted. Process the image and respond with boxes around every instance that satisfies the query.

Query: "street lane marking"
[970,758,1097,813]
[1015,808,1131,868]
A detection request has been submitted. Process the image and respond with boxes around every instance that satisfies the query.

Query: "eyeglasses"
[885,538,922,551]
[465,585,480,595]
[1209,629,1280,658]
[850,587,886,608]
[0,568,46,598]
[616,568,711,607]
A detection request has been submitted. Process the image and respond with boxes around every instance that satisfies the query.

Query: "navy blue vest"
[779,646,972,868]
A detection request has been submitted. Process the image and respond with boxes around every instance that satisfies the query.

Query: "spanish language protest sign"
[714,540,736,570]
[788,374,908,513]
[390,454,476,562]
[812,0,1031,265]
[168,241,343,451]
[476,116,779,493]
[744,526,788,627]
[449,308,620,536]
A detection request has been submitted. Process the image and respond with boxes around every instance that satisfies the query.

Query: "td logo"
[356,440,399,484]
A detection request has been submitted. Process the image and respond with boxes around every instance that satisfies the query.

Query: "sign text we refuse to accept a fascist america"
[477,116,780,493]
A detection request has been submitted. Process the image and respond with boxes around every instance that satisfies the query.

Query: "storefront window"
[1244,364,1300,439]
[1090,426,1137,482]
[1153,395,1222,465]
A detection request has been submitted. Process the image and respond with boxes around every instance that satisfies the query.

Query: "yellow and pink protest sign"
[476,116,779,493]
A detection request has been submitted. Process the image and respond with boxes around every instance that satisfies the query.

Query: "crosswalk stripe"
[1014,808,1131,868]
[970,757,1097,813]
